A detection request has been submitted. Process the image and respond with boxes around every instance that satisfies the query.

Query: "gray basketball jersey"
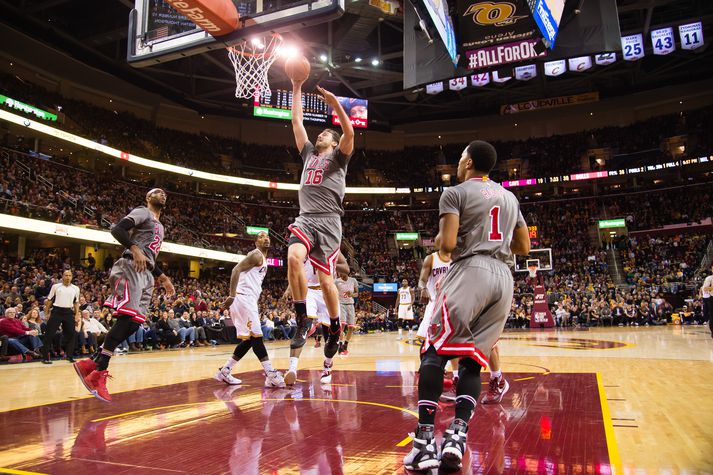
[439,177,526,265]
[298,141,352,217]
[125,206,164,269]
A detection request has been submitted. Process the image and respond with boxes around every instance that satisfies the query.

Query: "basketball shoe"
[440,418,468,470]
[339,341,349,356]
[84,370,112,403]
[73,358,97,390]
[265,370,286,388]
[320,360,333,383]
[403,424,440,471]
[214,367,242,385]
[481,375,509,404]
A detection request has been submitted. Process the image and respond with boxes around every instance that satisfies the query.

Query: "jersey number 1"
[489,206,502,241]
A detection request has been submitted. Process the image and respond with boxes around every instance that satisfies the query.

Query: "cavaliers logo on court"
[500,336,631,350]
[463,1,528,26]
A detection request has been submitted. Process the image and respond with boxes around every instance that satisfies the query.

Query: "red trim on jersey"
[428,294,488,368]
[288,225,313,253]
[113,307,146,324]
[309,248,340,276]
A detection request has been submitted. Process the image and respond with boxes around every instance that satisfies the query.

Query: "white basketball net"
[527,265,538,279]
[228,34,283,100]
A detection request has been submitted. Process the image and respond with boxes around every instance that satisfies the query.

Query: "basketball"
[284,55,311,82]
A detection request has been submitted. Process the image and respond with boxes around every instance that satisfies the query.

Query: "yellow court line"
[596,372,623,474]
[513,376,535,381]
[396,436,413,447]
[0,468,48,475]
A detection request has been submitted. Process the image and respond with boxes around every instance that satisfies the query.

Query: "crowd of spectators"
[3,72,713,187]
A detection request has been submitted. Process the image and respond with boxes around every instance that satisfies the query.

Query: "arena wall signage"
[0,94,58,122]
[500,91,599,115]
[598,219,626,229]
[395,232,419,241]
[0,109,409,195]
[246,226,270,235]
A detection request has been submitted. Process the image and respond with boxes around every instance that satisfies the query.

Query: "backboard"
[515,248,553,273]
[128,0,345,67]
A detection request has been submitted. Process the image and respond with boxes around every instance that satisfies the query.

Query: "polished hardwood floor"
[0,325,711,474]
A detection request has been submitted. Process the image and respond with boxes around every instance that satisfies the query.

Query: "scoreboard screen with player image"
[253,89,368,128]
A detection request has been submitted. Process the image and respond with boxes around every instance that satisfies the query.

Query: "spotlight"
[319,54,328,62]
[371,58,380,66]
[355,57,362,63]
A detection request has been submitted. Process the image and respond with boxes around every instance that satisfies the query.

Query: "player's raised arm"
[291,79,309,153]
[316,86,354,156]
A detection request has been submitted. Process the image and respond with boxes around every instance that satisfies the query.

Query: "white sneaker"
[214,367,242,385]
[284,370,297,386]
[320,362,333,383]
[265,370,286,388]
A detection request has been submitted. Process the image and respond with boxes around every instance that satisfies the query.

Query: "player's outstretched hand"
[223,296,235,309]
[316,85,339,107]
[158,275,175,297]
[131,246,148,273]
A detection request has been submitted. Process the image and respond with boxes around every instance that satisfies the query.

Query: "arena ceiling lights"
[0,109,410,195]
[0,214,245,264]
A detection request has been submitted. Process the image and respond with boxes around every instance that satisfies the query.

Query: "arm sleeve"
[439,187,462,217]
[152,262,164,278]
[110,218,136,249]
[299,141,315,162]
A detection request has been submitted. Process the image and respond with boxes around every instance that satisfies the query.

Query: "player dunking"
[285,77,355,386]
[283,254,349,384]
[403,141,530,471]
[396,279,415,341]
[214,232,285,388]
[74,189,175,402]
[336,269,358,355]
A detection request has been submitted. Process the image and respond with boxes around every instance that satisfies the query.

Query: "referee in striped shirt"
[42,270,81,364]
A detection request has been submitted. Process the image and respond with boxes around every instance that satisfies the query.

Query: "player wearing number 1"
[403,141,530,471]
[73,188,175,402]
[284,77,355,385]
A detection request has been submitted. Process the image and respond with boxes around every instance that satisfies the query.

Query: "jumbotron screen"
[253,89,368,129]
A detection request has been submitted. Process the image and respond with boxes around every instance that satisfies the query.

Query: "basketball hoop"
[227,33,283,100]
[527,264,538,279]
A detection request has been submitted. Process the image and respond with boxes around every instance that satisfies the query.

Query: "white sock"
[398,328,403,336]
[491,369,502,380]
[408,328,413,338]
[324,357,333,366]
[289,357,299,373]
[223,357,237,371]
[261,360,274,372]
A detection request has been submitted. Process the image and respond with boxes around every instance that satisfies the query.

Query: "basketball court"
[1,0,712,473]
[1,326,712,473]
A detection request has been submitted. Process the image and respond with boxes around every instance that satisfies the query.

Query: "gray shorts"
[340,303,356,326]
[103,258,155,324]
[425,256,513,368]
[289,214,342,275]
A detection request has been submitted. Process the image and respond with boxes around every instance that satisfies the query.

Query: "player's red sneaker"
[480,376,509,404]
[84,370,113,403]
[314,339,321,348]
[73,358,97,393]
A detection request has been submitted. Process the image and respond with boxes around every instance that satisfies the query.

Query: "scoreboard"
[253,89,368,129]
